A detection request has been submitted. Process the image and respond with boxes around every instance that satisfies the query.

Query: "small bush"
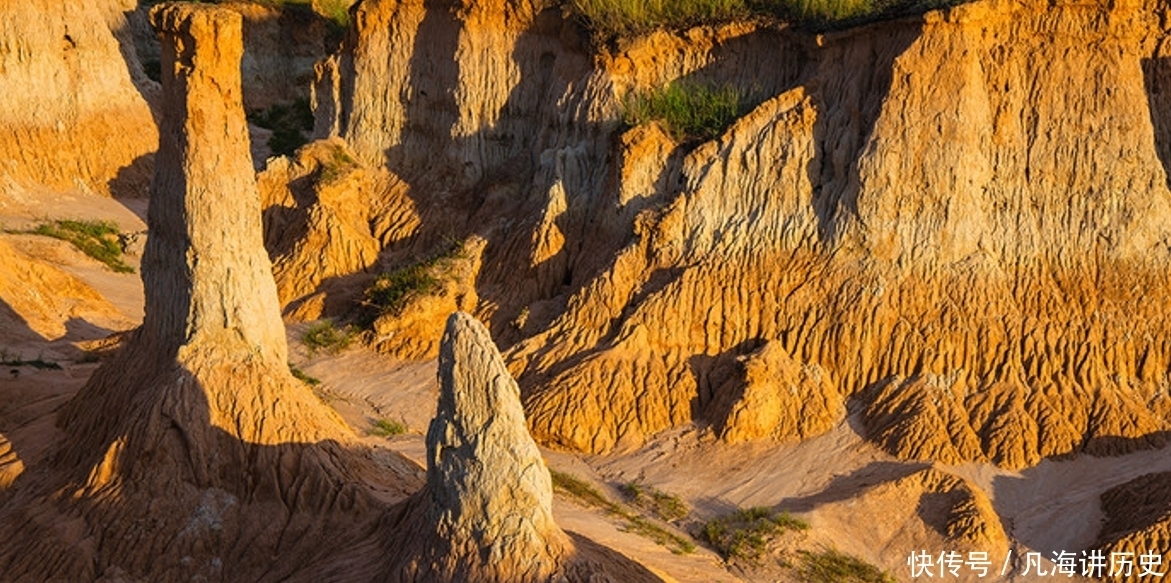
[369,418,407,437]
[623,81,749,142]
[797,548,896,583]
[301,320,355,355]
[22,219,134,273]
[703,507,809,563]
[248,98,314,157]
[621,481,689,522]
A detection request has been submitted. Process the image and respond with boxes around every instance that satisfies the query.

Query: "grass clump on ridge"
[362,240,466,321]
[702,506,808,564]
[568,0,966,39]
[550,470,697,554]
[569,0,750,38]
[796,548,897,583]
[20,219,134,274]
[623,80,750,142]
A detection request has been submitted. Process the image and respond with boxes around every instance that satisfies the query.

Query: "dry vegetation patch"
[551,470,697,554]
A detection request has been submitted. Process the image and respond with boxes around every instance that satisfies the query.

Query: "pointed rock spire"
[426,312,571,578]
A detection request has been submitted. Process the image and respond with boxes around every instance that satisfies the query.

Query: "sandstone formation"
[805,466,1008,579]
[1097,472,1171,583]
[309,0,1171,467]
[380,312,660,583]
[0,432,21,489]
[233,1,335,110]
[258,139,409,318]
[0,6,419,581]
[0,236,127,341]
[711,341,843,444]
[0,0,157,197]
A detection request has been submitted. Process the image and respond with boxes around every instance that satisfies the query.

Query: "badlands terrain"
[4,0,1171,581]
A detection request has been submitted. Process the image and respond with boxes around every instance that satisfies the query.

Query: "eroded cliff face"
[0,0,157,197]
[314,0,1171,469]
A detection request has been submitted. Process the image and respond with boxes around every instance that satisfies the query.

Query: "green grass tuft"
[369,418,407,437]
[569,0,750,38]
[623,81,750,142]
[703,507,809,564]
[363,241,466,321]
[621,481,689,522]
[301,320,356,355]
[21,219,134,273]
[319,145,359,184]
[568,0,968,40]
[797,548,897,583]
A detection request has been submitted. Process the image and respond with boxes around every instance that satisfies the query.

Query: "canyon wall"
[0,0,157,197]
[314,0,1171,471]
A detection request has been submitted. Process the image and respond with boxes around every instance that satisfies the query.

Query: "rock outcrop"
[0,0,156,196]
[711,341,843,444]
[380,312,660,583]
[258,139,404,318]
[1096,472,1171,583]
[0,432,21,489]
[0,6,419,581]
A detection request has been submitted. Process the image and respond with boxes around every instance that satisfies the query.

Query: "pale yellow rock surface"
[380,312,662,583]
[0,0,157,196]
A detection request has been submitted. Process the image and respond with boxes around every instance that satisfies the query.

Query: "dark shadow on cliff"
[1143,56,1171,188]
[0,298,44,345]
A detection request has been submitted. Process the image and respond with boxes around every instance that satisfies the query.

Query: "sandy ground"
[4,186,1171,582]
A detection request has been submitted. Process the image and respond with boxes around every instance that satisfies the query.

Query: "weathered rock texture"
[380,312,661,583]
[308,0,1171,468]
[0,6,419,581]
[0,432,21,489]
[1097,471,1171,583]
[0,0,157,196]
